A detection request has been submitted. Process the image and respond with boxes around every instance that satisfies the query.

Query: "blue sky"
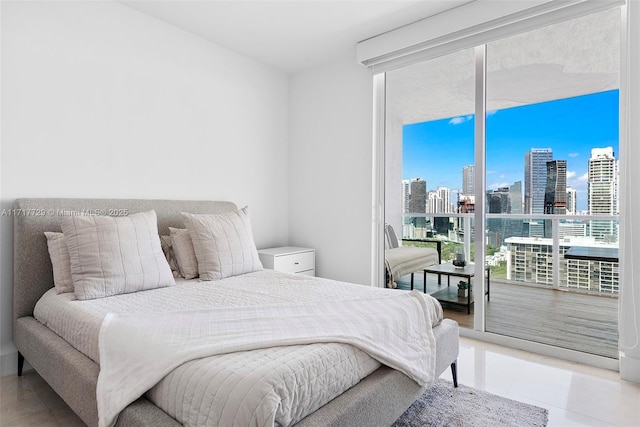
[402,90,619,211]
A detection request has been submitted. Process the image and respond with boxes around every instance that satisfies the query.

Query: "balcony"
[396,276,618,359]
[393,213,619,359]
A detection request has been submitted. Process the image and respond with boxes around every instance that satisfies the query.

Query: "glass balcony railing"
[399,213,619,296]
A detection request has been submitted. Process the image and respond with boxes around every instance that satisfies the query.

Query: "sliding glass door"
[483,7,620,358]
[382,6,621,359]
[384,48,477,328]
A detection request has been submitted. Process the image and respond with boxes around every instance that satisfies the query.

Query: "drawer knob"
[294,262,299,265]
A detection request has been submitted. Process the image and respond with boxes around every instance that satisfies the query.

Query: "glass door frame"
[371,2,632,373]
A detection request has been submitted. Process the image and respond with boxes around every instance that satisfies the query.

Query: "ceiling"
[118,0,473,74]
[386,6,620,124]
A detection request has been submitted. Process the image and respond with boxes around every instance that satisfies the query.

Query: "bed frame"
[13,198,459,427]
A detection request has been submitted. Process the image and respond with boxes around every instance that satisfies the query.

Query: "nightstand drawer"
[272,251,315,274]
[258,246,315,276]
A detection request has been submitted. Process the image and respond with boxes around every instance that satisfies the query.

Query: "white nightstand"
[258,246,315,276]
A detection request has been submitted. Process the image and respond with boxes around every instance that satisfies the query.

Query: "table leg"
[467,277,471,314]
[487,268,490,301]
[423,270,427,293]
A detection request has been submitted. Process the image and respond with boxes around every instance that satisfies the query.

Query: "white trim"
[618,0,640,384]
[460,328,620,372]
[359,0,624,74]
[371,73,386,288]
[473,45,487,332]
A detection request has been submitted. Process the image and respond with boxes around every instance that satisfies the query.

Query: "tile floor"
[1,337,639,426]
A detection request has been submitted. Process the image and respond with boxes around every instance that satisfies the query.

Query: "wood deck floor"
[396,274,619,359]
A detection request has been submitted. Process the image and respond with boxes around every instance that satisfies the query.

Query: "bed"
[13,198,459,427]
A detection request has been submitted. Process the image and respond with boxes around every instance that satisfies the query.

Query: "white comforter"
[98,290,438,427]
[34,270,443,427]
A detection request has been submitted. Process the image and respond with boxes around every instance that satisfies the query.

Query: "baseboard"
[620,353,640,383]
[0,349,32,377]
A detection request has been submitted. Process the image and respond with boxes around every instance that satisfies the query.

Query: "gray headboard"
[13,198,237,322]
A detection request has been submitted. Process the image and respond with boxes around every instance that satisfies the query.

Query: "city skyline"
[402,89,619,212]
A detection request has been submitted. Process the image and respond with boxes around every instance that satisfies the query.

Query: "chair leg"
[18,352,24,377]
[450,360,458,387]
[410,272,414,290]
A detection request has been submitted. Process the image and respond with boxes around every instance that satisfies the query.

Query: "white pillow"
[60,210,175,300]
[181,206,262,280]
[168,227,199,280]
[44,232,74,294]
[160,235,181,278]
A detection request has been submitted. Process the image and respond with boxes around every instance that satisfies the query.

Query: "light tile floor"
[450,338,640,426]
[1,337,639,426]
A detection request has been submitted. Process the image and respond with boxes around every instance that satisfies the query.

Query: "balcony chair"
[384,224,442,289]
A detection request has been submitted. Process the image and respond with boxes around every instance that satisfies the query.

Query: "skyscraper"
[566,187,577,214]
[486,187,511,245]
[426,187,451,213]
[544,160,567,238]
[437,187,451,213]
[402,180,410,213]
[524,148,553,214]
[588,147,617,241]
[509,181,523,214]
[544,160,567,215]
[402,179,412,227]
[409,178,427,230]
[462,165,474,196]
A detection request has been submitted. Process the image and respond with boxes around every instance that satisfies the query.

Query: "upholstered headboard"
[13,198,237,322]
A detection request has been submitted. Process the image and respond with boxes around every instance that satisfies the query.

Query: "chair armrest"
[402,238,442,264]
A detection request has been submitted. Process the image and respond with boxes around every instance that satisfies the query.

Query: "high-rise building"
[486,187,511,246]
[543,160,567,238]
[409,178,426,213]
[402,180,410,213]
[544,160,567,214]
[524,148,553,214]
[402,179,412,227]
[437,187,451,213]
[409,178,427,230]
[487,188,510,213]
[566,187,577,214]
[462,165,474,196]
[457,195,475,213]
[509,181,523,214]
[426,187,452,214]
[588,147,617,241]
[506,236,618,293]
[426,191,438,213]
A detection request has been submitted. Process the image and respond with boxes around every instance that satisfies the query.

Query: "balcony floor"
[396,273,619,359]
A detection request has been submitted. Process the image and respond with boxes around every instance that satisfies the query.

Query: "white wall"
[0,1,290,375]
[289,52,373,285]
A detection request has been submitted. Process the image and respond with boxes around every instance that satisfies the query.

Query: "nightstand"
[258,246,315,276]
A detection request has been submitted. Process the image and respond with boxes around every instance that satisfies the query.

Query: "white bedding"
[34,270,443,427]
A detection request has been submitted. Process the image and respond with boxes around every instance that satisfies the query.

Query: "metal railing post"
[552,218,560,289]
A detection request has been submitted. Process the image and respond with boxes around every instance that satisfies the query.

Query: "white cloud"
[578,173,589,182]
[448,115,474,125]
[569,152,580,158]
[488,182,510,190]
[567,171,576,179]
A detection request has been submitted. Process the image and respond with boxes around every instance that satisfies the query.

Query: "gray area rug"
[393,379,548,427]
